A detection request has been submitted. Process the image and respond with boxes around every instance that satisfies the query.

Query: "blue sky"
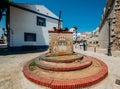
[0,0,106,36]
[0,15,6,36]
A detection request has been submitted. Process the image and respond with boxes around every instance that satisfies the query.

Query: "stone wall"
[98,0,120,50]
[99,21,109,48]
[48,30,73,56]
[112,0,120,50]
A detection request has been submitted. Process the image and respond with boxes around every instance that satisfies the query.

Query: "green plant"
[29,60,36,71]
[64,27,69,31]
[30,60,36,66]
[0,0,13,21]
[73,26,78,31]
[4,0,12,2]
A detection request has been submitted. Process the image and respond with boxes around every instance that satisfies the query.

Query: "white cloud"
[96,27,99,30]
[93,27,99,32]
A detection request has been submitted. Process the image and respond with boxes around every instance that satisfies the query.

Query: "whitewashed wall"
[10,5,58,47]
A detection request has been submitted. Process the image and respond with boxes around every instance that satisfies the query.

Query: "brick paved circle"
[23,56,108,89]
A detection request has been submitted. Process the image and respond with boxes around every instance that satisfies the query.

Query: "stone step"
[23,56,108,89]
[35,56,92,71]
[39,53,83,63]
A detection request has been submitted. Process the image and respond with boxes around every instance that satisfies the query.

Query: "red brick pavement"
[23,56,108,89]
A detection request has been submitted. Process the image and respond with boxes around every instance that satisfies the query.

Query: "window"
[58,41,67,46]
[24,33,36,41]
[63,41,67,45]
[37,16,46,26]
[58,41,62,46]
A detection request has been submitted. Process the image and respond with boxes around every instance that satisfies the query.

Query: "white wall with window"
[9,4,59,50]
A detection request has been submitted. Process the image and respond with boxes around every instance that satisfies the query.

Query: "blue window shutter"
[36,16,46,27]
[24,33,36,42]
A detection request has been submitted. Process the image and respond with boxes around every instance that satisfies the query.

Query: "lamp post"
[107,18,112,56]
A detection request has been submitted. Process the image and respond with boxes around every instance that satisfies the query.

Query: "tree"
[2,28,7,36]
[64,27,69,31]
[1,34,4,39]
[0,8,5,21]
[73,26,78,31]
[4,0,11,3]
[0,0,12,21]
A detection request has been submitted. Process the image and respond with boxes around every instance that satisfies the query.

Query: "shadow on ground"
[0,47,47,56]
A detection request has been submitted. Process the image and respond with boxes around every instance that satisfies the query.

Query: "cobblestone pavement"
[74,46,120,89]
[0,47,120,89]
[76,45,120,57]
[0,51,50,89]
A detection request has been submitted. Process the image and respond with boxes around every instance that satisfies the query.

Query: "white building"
[69,28,80,42]
[80,32,92,40]
[8,4,59,51]
[69,28,76,41]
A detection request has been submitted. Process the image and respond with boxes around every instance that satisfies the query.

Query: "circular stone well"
[23,54,108,89]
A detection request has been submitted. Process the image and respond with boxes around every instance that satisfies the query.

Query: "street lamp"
[107,18,112,56]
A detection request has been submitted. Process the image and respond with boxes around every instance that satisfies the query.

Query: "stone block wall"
[98,0,120,51]
[48,30,73,56]
[99,21,109,48]
[112,0,120,50]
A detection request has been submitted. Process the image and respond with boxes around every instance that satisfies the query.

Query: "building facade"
[87,28,99,47]
[9,4,59,51]
[99,0,120,50]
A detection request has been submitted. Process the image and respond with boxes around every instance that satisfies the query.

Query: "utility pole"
[58,10,62,30]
